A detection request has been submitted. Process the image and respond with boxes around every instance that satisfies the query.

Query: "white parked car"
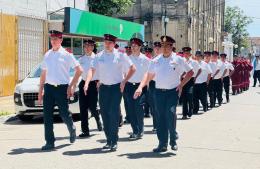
[14,65,80,121]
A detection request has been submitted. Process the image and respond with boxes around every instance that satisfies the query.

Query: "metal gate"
[18,16,47,81]
[0,12,17,96]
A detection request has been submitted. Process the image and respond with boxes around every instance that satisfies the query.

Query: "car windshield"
[28,66,75,78]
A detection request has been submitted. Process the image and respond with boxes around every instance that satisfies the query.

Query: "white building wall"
[0,0,87,19]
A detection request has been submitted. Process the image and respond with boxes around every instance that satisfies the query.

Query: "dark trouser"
[154,88,179,147]
[43,84,75,144]
[223,76,230,102]
[123,90,130,122]
[79,80,100,134]
[208,79,214,108]
[182,78,194,117]
[125,82,146,135]
[144,93,150,117]
[193,82,208,113]
[212,79,223,106]
[148,80,158,130]
[99,83,122,145]
[253,70,260,86]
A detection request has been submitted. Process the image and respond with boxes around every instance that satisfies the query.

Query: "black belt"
[46,83,68,87]
[156,87,177,92]
[128,82,140,86]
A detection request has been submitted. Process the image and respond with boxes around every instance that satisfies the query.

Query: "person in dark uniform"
[220,53,234,103]
[78,40,103,138]
[142,47,153,118]
[38,30,83,150]
[125,37,150,140]
[84,34,136,151]
[181,47,201,119]
[211,51,227,107]
[123,45,132,124]
[193,51,212,114]
[148,41,162,133]
[134,35,194,153]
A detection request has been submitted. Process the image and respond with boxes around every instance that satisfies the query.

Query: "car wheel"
[18,115,34,121]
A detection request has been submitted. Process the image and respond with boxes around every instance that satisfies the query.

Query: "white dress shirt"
[92,49,133,85]
[195,61,212,84]
[223,61,234,77]
[41,47,79,85]
[148,52,192,89]
[128,53,150,83]
[79,53,98,81]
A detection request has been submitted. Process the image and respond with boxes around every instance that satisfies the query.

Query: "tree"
[88,0,134,16]
[224,6,253,54]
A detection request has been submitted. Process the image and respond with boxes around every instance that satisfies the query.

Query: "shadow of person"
[63,147,112,156]
[118,151,176,159]
[144,130,156,135]
[8,144,71,155]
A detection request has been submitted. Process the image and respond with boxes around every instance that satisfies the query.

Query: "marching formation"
[38,30,254,153]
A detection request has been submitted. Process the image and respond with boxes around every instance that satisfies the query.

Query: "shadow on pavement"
[4,114,80,125]
[8,144,71,155]
[96,136,135,143]
[63,148,112,156]
[118,151,176,159]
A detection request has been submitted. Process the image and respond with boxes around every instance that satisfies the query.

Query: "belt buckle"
[54,84,58,87]
[133,83,136,85]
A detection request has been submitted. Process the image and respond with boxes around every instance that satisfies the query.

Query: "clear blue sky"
[226,0,260,37]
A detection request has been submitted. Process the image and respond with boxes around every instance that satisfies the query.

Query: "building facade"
[117,0,225,53]
[0,0,88,96]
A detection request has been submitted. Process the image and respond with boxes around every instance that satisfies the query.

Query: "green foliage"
[225,6,253,53]
[88,0,134,16]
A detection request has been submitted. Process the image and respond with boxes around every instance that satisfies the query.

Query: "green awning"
[64,7,144,41]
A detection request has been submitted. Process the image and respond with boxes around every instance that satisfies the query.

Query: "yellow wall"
[0,13,18,96]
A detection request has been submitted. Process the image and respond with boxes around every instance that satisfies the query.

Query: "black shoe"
[182,116,188,119]
[102,143,111,150]
[41,143,55,151]
[129,133,138,140]
[171,144,178,151]
[79,132,90,138]
[153,146,167,153]
[70,128,76,143]
[203,107,207,112]
[136,132,144,139]
[97,121,103,131]
[152,128,157,133]
[110,143,117,151]
[227,99,230,103]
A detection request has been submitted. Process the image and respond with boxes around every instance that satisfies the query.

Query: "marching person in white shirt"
[148,41,162,133]
[78,39,102,138]
[181,47,201,118]
[38,30,83,150]
[210,51,227,107]
[134,36,194,153]
[84,34,136,151]
[125,37,150,140]
[220,53,234,103]
[193,51,212,114]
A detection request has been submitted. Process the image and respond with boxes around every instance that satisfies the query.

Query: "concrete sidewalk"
[0,87,260,169]
[0,96,15,114]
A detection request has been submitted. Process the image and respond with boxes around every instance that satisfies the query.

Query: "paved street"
[0,87,260,169]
